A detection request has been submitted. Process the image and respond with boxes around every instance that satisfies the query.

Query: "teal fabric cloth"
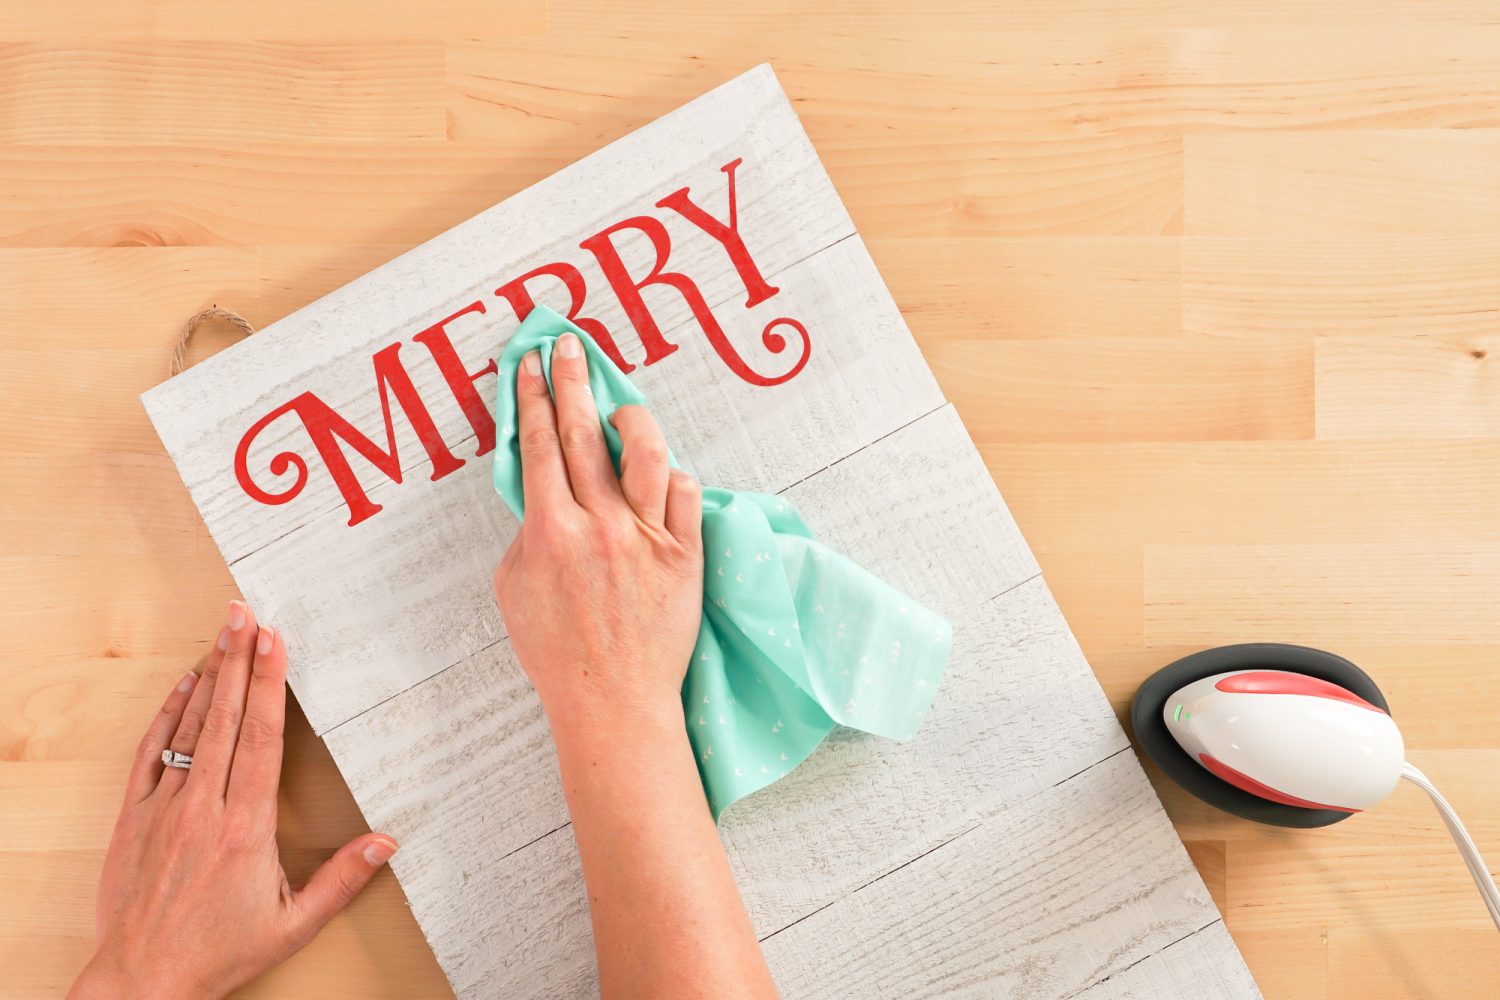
[493,305,952,818]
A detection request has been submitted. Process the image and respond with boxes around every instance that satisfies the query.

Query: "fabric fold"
[493,305,951,818]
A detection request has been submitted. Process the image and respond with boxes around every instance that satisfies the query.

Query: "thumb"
[292,833,399,938]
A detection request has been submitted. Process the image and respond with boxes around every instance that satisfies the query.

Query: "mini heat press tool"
[1132,643,1500,932]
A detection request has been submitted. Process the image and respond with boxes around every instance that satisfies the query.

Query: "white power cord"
[1400,761,1500,932]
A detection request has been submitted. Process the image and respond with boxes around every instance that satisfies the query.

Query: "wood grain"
[0,0,546,41]
[1184,130,1500,235]
[1077,920,1261,1000]
[874,236,1183,343]
[0,44,446,143]
[4,3,1498,998]
[1183,236,1500,341]
[1144,542,1500,646]
[927,338,1312,443]
[759,751,1219,999]
[1316,335,1500,438]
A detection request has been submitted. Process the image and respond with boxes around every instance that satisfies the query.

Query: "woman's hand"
[493,330,704,732]
[69,603,399,1000]
[492,331,777,999]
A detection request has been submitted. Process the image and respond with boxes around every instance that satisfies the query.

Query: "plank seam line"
[1047,743,1131,792]
[771,398,948,498]
[315,395,961,739]
[755,744,1133,945]
[981,568,1048,613]
[317,632,512,739]
[491,819,574,868]
[1064,917,1226,999]
[222,227,863,571]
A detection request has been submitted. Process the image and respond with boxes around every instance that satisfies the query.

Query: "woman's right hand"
[489,331,777,999]
[492,330,705,732]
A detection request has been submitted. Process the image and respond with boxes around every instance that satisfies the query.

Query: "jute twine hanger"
[169,306,257,377]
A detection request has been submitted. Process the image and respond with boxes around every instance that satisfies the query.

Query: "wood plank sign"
[142,66,1263,999]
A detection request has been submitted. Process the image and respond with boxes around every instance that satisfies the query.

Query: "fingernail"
[556,333,581,359]
[177,672,197,694]
[228,601,247,631]
[256,627,274,656]
[522,350,541,376]
[363,837,399,867]
[215,626,229,652]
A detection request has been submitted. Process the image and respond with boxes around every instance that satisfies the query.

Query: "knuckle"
[543,513,586,548]
[611,404,644,430]
[593,516,634,555]
[593,526,621,556]
[606,508,639,537]
[283,919,317,952]
[520,426,559,457]
[203,702,242,739]
[560,422,598,452]
[171,711,204,749]
[252,654,286,684]
[226,814,267,850]
[338,868,366,898]
[236,714,282,752]
[167,805,206,842]
[137,729,164,762]
[634,437,669,466]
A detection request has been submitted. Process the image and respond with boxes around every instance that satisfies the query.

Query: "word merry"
[234,157,811,527]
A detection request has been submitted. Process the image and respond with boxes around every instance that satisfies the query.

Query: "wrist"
[71,949,216,1000]
[545,684,714,824]
[544,684,687,750]
[549,689,684,743]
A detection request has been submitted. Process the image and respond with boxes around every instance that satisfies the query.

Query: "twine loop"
[170,307,257,376]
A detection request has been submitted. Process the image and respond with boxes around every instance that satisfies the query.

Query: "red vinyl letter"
[494,262,635,373]
[584,213,809,387]
[656,157,780,308]
[235,343,465,526]
[578,218,684,368]
[412,300,499,455]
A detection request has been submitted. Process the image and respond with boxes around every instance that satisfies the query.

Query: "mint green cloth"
[493,306,952,818]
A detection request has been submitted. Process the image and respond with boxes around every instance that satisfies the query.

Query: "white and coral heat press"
[1132,644,1500,932]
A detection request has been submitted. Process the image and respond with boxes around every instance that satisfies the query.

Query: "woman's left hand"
[68,602,399,1000]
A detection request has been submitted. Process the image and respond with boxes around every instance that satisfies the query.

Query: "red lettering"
[234,342,464,527]
[579,217,684,368]
[657,157,780,308]
[583,213,808,387]
[235,152,813,526]
[494,263,635,373]
[412,300,499,455]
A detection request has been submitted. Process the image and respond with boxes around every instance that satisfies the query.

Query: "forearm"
[549,696,778,1000]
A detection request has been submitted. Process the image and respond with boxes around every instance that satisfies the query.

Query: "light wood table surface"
[3,2,1499,997]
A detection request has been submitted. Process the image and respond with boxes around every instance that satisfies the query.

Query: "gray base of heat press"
[1130,642,1391,829]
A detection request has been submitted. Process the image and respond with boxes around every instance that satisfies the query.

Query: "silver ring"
[161,749,193,770]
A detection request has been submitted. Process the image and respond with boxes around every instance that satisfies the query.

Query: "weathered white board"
[142,65,1262,999]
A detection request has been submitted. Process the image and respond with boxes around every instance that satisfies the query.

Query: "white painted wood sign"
[143,66,1261,999]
